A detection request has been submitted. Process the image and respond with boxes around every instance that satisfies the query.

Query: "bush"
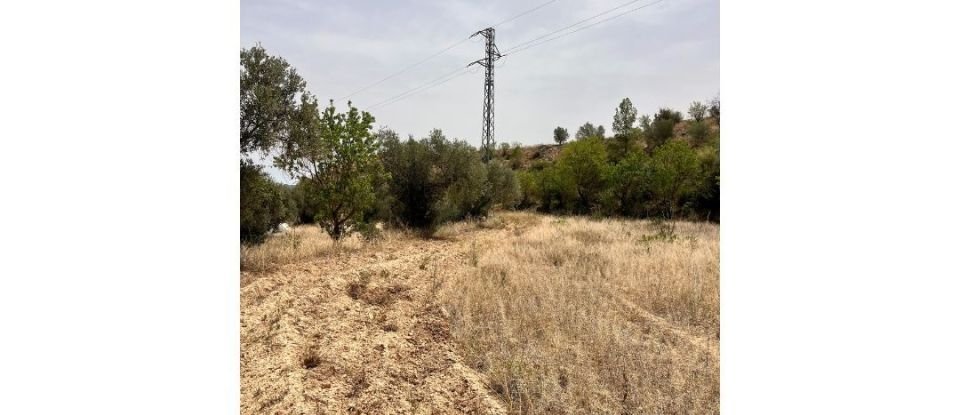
[535,164,577,213]
[240,161,296,243]
[687,120,710,145]
[486,160,521,209]
[643,107,684,150]
[379,130,516,234]
[517,170,539,209]
[558,137,609,214]
[692,136,720,221]
[604,150,653,217]
[648,140,703,217]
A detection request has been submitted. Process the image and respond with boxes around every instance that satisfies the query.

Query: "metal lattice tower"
[469,28,502,162]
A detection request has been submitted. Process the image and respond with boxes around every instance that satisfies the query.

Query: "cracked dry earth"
[241,225,513,415]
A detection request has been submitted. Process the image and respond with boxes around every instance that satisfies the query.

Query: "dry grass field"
[240,212,719,414]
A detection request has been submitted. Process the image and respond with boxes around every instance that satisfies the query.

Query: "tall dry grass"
[440,215,719,414]
[240,225,401,272]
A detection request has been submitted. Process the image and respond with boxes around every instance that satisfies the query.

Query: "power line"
[491,0,560,28]
[335,37,470,102]
[501,0,659,55]
[365,66,476,111]
[338,0,561,103]
[505,0,666,57]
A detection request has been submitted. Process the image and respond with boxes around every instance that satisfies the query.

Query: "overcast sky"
[242,0,718,181]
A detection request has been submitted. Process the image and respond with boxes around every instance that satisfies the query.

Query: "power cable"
[504,0,666,57]
[501,0,661,55]
[336,37,470,101]
[364,66,475,111]
[491,0,560,28]
[337,0,561,102]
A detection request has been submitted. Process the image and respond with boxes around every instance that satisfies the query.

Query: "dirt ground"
[241,213,719,414]
[241,222,520,414]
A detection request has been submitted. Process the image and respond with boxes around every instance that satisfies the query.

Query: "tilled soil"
[241,225,514,414]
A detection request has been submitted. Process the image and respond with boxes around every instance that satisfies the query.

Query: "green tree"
[605,150,653,217]
[275,98,385,240]
[575,122,604,140]
[608,128,643,163]
[379,135,443,231]
[379,130,511,233]
[693,136,720,221]
[612,97,638,136]
[647,108,683,150]
[638,114,652,133]
[534,164,577,213]
[558,137,609,214]
[688,101,707,122]
[649,140,703,217]
[553,126,570,145]
[240,160,296,242]
[687,120,710,145]
[486,160,521,209]
[240,44,306,155]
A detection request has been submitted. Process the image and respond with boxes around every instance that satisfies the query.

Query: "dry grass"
[240,224,403,272]
[440,215,719,414]
[240,212,719,414]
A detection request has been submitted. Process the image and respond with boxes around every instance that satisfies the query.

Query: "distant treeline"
[241,45,719,243]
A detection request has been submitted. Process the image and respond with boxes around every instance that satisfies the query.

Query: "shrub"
[240,161,296,243]
[687,120,710,145]
[647,108,683,150]
[535,164,577,213]
[379,130,514,234]
[648,140,703,217]
[558,137,609,214]
[486,160,521,209]
[604,150,653,217]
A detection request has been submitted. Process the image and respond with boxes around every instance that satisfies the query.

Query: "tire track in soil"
[241,229,510,415]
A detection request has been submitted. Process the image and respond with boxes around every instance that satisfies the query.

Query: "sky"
[241,0,719,182]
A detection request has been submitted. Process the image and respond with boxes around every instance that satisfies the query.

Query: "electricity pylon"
[469,28,502,162]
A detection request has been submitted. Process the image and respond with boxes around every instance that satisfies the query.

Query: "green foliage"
[379,130,518,234]
[647,118,676,150]
[508,144,524,170]
[240,44,306,155]
[609,128,643,163]
[655,108,684,123]
[378,134,442,230]
[240,161,296,243]
[604,150,653,217]
[553,126,569,145]
[274,98,385,240]
[638,114,652,133]
[486,160,522,209]
[558,137,609,214]
[575,122,605,140]
[693,136,720,221]
[648,140,703,217]
[644,107,682,150]
[516,170,539,209]
[534,164,578,213]
[688,101,707,122]
[612,98,638,136]
[687,120,710,145]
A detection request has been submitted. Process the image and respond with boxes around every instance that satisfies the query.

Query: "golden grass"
[240,224,403,272]
[440,215,719,414]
